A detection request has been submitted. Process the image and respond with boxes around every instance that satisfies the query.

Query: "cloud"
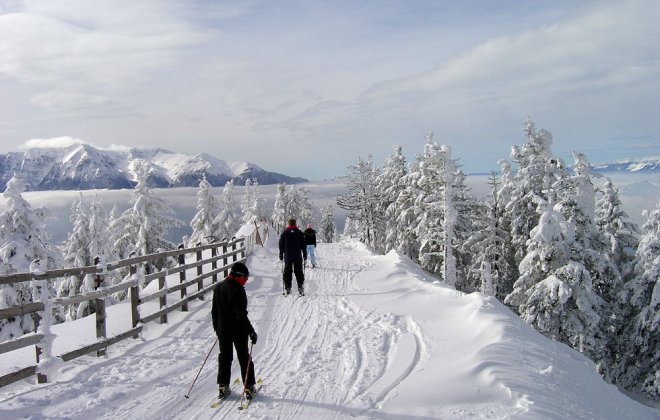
[19,136,87,150]
[30,91,120,111]
[0,1,205,91]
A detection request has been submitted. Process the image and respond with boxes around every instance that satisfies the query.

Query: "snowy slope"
[0,238,656,419]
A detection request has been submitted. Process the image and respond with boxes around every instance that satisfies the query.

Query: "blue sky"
[1,0,658,179]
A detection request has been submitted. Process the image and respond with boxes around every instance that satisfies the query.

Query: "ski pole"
[239,342,254,407]
[281,260,285,295]
[184,338,217,399]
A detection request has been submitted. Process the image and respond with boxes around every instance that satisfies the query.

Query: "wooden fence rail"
[0,237,247,388]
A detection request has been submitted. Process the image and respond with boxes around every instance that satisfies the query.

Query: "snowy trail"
[2,238,657,419]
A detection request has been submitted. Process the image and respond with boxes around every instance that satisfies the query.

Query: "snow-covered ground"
[1,237,658,419]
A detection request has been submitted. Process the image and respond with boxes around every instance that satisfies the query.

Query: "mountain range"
[592,158,660,173]
[0,145,307,191]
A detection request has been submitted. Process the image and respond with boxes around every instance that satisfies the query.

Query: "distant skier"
[279,218,307,295]
[211,262,258,400]
[303,224,317,268]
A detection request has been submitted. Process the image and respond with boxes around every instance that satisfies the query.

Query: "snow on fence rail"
[0,237,250,388]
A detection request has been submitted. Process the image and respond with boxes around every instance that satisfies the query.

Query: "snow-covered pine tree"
[58,194,96,320]
[241,178,255,224]
[320,205,336,243]
[558,152,621,305]
[214,180,239,241]
[462,172,516,299]
[393,159,421,260]
[271,183,288,234]
[114,168,183,282]
[505,194,607,369]
[87,195,119,299]
[595,178,639,280]
[614,199,659,399]
[337,155,381,248]
[0,174,59,340]
[374,145,407,254]
[188,176,220,247]
[412,134,462,287]
[505,119,567,264]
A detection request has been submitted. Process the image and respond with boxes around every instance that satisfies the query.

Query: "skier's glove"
[249,332,258,344]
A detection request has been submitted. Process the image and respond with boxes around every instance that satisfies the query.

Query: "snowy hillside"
[1,238,656,419]
[0,145,307,191]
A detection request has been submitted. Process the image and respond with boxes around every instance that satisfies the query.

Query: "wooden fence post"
[33,312,46,384]
[232,238,238,263]
[211,244,218,284]
[129,254,140,339]
[223,242,229,278]
[94,256,107,356]
[158,255,168,324]
[178,244,188,312]
[196,243,203,299]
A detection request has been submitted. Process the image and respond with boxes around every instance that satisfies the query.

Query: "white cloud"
[19,136,87,150]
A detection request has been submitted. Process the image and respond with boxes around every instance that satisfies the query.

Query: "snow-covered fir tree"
[462,172,516,299]
[320,205,336,243]
[505,119,567,263]
[373,145,407,253]
[241,178,265,225]
[505,194,608,370]
[392,159,421,260]
[0,174,59,340]
[409,135,446,274]
[558,152,621,306]
[271,183,288,234]
[114,169,183,281]
[282,184,314,228]
[614,199,659,399]
[188,176,220,247]
[595,179,639,280]
[213,180,239,242]
[58,194,96,320]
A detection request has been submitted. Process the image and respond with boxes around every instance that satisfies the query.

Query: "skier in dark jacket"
[279,218,307,295]
[211,262,258,400]
[303,224,317,268]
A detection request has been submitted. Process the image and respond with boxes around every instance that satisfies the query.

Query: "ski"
[210,377,240,408]
[237,378,264,411]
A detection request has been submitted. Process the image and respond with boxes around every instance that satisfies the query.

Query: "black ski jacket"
[303,228,317,247]
[211,276,255,338]
[279,226,307,263]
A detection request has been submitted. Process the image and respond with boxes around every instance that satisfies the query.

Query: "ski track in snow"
[0,241,426,420]
[2,239,656,419]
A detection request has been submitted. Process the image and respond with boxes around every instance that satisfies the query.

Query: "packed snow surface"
[1,238,657,419]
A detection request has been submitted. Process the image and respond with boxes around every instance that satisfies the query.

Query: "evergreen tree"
[505,119,566,263]
[271,183,288,234]
[0,175,58,340]
[505,194,607,368]
[188,176,220,247]
[320,205,336,243]
[214,180,239,241]
[115,169,183,282]
[374,145,407,253]
[392,160,421,260]
[58,194,95,320]
[462,172,516,299]
[595,178,639,279]
[614,199,659,398]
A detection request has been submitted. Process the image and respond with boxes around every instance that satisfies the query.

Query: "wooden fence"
[0,237,248,388]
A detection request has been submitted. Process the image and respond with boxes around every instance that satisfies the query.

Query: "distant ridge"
[592,158,660,173]
[0,145,307,191]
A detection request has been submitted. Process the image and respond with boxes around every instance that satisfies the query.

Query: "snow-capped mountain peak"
[0,144,306,191]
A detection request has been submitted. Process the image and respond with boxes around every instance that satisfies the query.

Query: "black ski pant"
[217,333,255,387]
[283,260,304,290]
